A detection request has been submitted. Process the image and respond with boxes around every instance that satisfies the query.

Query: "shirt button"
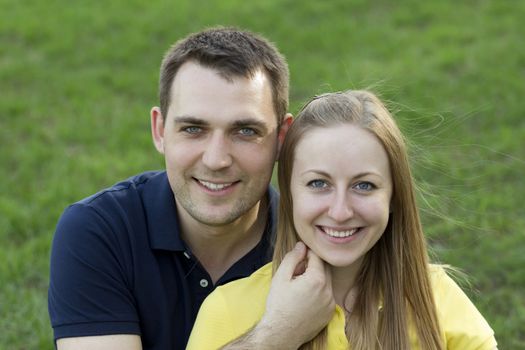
[199,279,209,288]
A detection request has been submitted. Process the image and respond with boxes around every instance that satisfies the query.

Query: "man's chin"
[188,207,248,227]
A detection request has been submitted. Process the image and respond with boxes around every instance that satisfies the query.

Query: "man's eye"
[307,179,328,189]
[238,128,257,137]
[182,126,202,134]
[353,182,375,191]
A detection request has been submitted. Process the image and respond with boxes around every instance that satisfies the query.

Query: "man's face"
[153,61,282,229]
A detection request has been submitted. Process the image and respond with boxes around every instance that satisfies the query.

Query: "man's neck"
[179,198,269,284]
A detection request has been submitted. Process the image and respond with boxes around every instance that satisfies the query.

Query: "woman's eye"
[307,179,328,189]
[354,182,374,191]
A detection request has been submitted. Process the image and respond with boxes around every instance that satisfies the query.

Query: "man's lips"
[195,178,238,191]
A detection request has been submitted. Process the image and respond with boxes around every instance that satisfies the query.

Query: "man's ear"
[151,106,165,154]
[277,113,293,156]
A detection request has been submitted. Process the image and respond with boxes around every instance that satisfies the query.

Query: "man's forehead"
[174,60,267,85]
[167,62,276,126]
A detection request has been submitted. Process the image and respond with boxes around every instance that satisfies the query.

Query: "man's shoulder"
[78,170,166,207]
[56,170,168,237]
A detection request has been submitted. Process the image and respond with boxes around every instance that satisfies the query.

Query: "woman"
[186,90,497,349]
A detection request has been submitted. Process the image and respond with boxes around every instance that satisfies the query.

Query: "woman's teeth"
[323,227,358,238]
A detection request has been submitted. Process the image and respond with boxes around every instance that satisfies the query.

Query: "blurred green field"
[1,0,524,348]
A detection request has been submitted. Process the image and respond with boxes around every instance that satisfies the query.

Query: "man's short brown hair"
[159,27,289,122]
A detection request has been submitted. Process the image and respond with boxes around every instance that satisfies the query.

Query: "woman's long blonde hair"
[272,90,443,349]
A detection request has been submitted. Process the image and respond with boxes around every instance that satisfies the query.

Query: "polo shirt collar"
[143,171,186,251]
[143,171,279,253]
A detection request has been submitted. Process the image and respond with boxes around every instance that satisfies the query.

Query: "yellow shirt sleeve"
[432,266,498,350]
[186,287,236,350]
[187,263,497,350]
[186,263,271,349]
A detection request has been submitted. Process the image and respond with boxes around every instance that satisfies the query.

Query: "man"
[49,27,333,350]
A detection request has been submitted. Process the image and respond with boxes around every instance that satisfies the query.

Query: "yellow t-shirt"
[186,263,497,349]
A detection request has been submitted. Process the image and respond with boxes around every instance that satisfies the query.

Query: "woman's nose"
[327,191,354,222]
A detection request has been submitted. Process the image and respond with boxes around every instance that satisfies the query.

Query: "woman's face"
[291,123,393,268]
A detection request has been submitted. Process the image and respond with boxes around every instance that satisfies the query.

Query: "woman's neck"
[330,257,363,310]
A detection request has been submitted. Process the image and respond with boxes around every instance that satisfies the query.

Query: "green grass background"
[1,0,524,348]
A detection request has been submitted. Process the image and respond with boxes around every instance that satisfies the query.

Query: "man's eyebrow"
[231,118,269,132]
[172,116,270,133]
[173,116,208,125]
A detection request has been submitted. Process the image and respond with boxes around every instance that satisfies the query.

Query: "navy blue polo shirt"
[48,171,277,349]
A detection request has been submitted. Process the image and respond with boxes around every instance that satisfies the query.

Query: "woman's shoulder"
[214,262,273,302]
[427,264,476,301]
[427,264,449,283]
[427,264,497,350]
[427,264,470,308]
[186,263,273,349]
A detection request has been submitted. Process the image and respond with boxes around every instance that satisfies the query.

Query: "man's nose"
[201,133,233,170]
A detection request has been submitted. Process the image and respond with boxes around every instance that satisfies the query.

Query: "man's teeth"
[324,228,358,238]
[199,180,233,191]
